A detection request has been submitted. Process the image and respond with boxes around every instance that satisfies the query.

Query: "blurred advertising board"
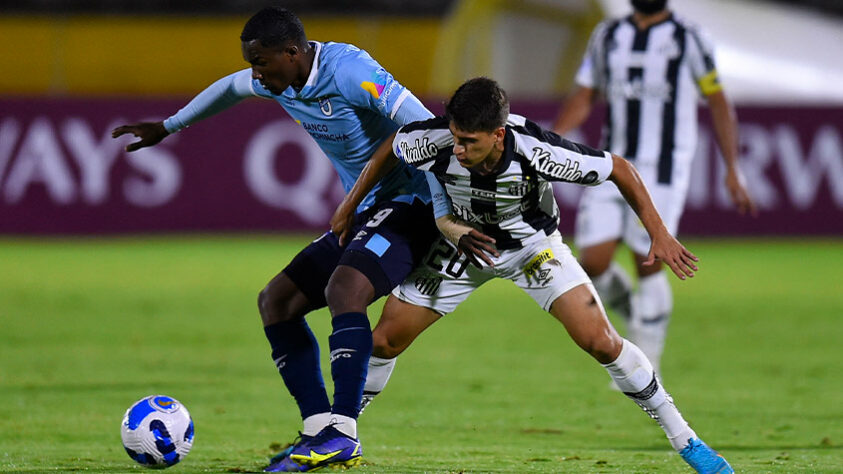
[0,97,840,235]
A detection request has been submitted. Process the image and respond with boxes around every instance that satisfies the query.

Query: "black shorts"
[283,198,438,308]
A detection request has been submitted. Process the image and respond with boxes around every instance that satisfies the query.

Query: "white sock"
[329,414,357,439]
[591,262,633,321]
[302,412,331,437]
[360,356,397,414]
[603,339,696,451]
[629,271,672,375]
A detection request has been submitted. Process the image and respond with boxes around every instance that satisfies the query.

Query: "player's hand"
[644,230,699,280]
[330,199,356,247]
[112,122,170,152]
[725,169,758,217]
[456,230,499,268]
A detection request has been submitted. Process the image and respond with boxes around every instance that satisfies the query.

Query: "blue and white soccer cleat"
[288,425,362,470]
[264,455,312,472]
[679,438,734,474]
[264,433,314,472]
[268,433,314,465]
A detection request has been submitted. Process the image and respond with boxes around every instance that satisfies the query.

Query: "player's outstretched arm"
[112,122,169,152]
[608,155,699,280]
[706,90,757,216]
[330,132,400,245]
[552,85,595,136]
[113,70,255,153]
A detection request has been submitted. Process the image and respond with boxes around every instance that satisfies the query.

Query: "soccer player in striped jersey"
[333,77,733,473]
[553,0,755,376]
[112,7,440,472]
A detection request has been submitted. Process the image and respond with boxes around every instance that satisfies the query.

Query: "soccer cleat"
[268,433,314,465]
[679,438,734,474]
[289,425,362,470]
[264,455,312,472]
[358,392,376,415]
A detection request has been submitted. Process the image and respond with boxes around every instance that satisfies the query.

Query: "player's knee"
[324,267,374,314]
[583,332,623,364]
[371,330,406,359]
[258,285,295,325]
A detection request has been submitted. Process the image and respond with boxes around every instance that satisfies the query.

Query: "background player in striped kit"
[553,0,755,376]
[333,77,734,473]
[112,7,440,472]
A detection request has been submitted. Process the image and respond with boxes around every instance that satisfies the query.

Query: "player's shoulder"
[669,13,709,37]
[325,42,378,71]
[399,116,449,134]
[394,117,451,166]
[591,17,625,39]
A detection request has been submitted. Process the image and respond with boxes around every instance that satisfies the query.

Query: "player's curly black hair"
[240,6,307,49]
[445,77,509,132]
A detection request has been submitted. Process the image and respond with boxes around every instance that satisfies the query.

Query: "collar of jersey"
[284,41,323,99]
[467,128,516,176]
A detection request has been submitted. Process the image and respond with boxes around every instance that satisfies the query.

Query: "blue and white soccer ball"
[121,395,195,468]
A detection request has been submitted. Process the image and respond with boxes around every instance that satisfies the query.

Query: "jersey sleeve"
[425,171,452,218]
[163,69,261,133]
[392,118,452,172]
[685,24,723,96]
[334,49,430,124]
[574,20,611,91]
[513,117,613,186]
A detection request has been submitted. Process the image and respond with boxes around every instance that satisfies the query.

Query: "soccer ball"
[121,395,195,468]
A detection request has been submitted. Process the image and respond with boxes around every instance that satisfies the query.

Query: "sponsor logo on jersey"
[398,137,439,164]
[318,97,333,116]
[360,79,386,99]
[298,120,350,142]
[452,201,534,225]
[530,147,589,183]
[607,79,672,102]
[471,188,496,200]
[523,249,554,280]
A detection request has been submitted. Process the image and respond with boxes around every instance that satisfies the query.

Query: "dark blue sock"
[264,319,331,419]
[328,312,372,419]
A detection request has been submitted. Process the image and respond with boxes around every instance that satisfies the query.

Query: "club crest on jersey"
[318,97,332,116]
[508,182,530,196]
[398,137,439,164]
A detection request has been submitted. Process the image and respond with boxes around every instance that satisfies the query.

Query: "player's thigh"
[338,199,439,301]
[392,237,493,316]
[371,295,443,359]
[549,283,623,364]
[262,232,343,323]
[574,185,625,273]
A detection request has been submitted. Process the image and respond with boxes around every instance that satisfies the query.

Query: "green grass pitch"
[1,236,840,473]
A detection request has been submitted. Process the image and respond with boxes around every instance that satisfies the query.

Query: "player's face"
[241,39,300,95]
[449,122,505,170]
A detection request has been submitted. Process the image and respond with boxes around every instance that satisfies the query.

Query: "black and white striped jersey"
[393,114,613,250]
[575,13,721,186]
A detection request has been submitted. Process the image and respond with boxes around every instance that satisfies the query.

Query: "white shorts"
[392,231,591,315]
[573,178,687,256]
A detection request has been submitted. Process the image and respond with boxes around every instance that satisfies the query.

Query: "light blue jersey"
[164,41,433,212]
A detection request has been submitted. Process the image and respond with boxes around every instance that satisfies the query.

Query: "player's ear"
[494,127,506,143]
[285,44,299,59]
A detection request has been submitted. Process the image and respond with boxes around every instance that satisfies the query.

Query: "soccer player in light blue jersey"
[113,7,440,472]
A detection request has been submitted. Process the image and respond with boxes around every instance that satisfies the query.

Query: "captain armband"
[435,215,475,246]
[698,70,723,96]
